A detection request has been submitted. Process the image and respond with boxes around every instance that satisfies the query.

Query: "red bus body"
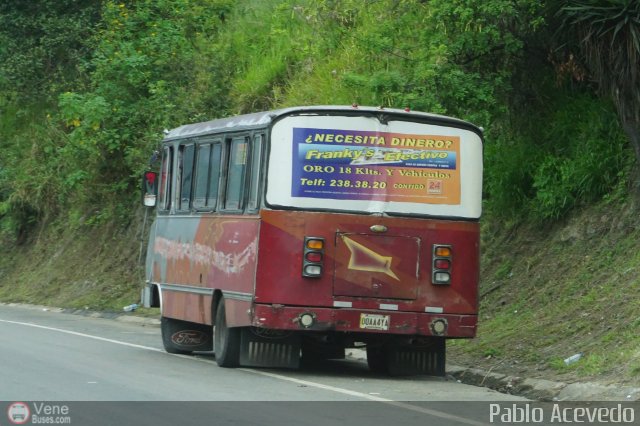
[143,106,483,375]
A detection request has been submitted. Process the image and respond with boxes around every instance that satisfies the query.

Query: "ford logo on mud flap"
[171,330,209,346]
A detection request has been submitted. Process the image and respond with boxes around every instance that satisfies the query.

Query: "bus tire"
[161,316,193,355]
[366,345,389,374]
[214,298,240,367]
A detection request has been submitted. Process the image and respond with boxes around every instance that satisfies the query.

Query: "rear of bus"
[253,107,483,375]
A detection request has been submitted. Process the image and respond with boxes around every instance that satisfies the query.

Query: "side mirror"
[142,170,158,207]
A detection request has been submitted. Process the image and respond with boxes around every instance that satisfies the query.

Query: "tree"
[0,0,102,102]
[557,0,640,164]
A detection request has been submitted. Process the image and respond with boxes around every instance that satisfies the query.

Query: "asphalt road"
[0,303,526,426]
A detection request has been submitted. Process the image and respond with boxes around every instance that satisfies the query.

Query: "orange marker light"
[435,246,451,257]
[306,239,324,250]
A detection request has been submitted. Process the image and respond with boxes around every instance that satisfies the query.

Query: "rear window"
[266,114,483,219]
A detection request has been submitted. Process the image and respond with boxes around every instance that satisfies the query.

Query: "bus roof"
[163,106,483,141]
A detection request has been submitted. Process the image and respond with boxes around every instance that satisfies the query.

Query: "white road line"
[0,318,489,426]
[0,318,164,353]
[239,368,489,425]
[240,368,392,401]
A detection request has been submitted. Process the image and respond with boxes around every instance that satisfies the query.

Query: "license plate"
[359,313,390,331]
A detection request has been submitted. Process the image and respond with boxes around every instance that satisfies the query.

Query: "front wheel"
[214,297,241,367]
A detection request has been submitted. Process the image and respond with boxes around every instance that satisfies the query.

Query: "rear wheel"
[214,297,241,367]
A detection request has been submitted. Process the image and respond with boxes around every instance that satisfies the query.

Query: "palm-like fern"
[559,0,640,161]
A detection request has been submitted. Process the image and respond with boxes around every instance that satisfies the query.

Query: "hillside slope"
[450,194,640,385]
[1,195,638,386]
[0,204,145,310]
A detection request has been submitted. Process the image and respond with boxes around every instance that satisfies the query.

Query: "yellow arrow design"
[341,235,399,280]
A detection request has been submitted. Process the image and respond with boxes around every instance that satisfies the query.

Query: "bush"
[484,83,630,221]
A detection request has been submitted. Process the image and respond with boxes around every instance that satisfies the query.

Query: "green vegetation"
[1,0,636,233]
[452,198,640,383]
[0,0,639,383]
[557,0,640,161]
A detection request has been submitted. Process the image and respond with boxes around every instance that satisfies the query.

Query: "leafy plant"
[557,0,640,163]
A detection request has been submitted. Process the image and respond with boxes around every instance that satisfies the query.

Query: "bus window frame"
[158,145,173,212]
[191,138,224,213]
[192,142,212,211]
[220,135,250,213]
[247,133,264,213]
[177,142,196,213]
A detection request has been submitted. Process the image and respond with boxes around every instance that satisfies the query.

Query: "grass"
[0,206,147,312]
[449,196,640,385]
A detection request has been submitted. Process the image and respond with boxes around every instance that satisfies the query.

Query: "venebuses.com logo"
[6,402,71,425]
[7,402,30,425]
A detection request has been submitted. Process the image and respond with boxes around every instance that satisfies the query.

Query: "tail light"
[303,237,325,278]
[432,244,452,285]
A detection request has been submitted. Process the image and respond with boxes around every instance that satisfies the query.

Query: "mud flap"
[161,317,213,353]
[387,338,446,376]
[239,328,301,368]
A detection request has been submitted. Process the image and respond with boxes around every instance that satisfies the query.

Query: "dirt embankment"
[449,196,640,390]
[0,204,148,311]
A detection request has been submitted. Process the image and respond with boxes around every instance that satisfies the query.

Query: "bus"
[141,105,483,375]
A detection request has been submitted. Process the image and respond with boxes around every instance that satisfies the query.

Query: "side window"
[207,143,222,209]
[158,146,173,211]
[193,144,211,209]
[224,137,248,211]
[247,134,263,211]
[179,144,195,211]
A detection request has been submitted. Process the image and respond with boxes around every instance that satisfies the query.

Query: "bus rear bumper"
[251,304,477,338]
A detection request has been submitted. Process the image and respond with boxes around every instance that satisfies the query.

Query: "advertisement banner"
[291,128,461,204]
